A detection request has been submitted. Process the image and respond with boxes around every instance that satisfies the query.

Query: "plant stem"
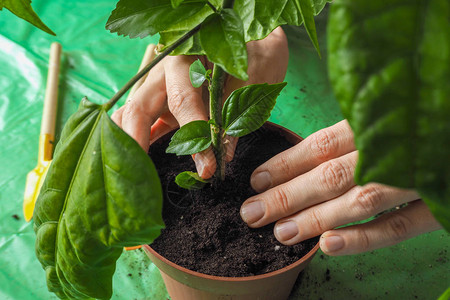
[104,24,202,111]
[208,0,235,181]
[209,65,227,180]
[206,1,217,12]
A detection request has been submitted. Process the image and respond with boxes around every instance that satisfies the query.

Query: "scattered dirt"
[149,124,319,277]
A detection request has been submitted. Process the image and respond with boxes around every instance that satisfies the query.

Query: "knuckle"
[272,187,292,216]
[310,129,338,161]
[386,213,411,242]
[277,155,292,177]
[168,88,195,117]
[319,160,351,191]
[353,186,384,218]
[354,227,371,252]
[308,209,326,234]
[122,102,140,120]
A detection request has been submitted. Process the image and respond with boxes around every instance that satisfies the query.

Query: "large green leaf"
[278,0,331,26]
[34,98,164,299]
[171,0,186,8]
[222,82,287,137]
[328,0,450,230]
[285,0,320,56]
[158,0,330,57]
[106,0,207,38]
[234,0,288,42]
[199,9,248,80]
[166,120,212,155]
[1,0,55,35]
[158,5,213,55]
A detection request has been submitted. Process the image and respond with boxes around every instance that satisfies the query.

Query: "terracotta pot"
[143,122,320,300]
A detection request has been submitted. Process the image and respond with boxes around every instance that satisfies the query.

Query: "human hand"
[240,120,442,255]
[112,27,289,179]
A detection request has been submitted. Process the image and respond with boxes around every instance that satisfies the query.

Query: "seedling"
[167,58,287,188]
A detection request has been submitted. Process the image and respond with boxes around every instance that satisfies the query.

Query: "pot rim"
[144,121,318,282]
[143,242,319,282]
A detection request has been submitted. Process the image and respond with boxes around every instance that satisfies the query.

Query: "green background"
[0,1,448,299]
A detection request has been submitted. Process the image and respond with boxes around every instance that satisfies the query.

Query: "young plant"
[167,58,287,188]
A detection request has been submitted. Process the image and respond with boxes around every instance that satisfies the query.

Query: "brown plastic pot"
[143,122,320,300]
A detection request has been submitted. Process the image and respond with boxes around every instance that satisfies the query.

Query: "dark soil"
[149,124,319,277]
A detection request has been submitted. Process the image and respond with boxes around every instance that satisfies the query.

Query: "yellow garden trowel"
[23,42,62,222]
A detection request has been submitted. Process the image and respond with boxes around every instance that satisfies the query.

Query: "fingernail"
[321,235,344,253]
[275,221,299,242]
[240,201,265,224]
[251,171,271,192]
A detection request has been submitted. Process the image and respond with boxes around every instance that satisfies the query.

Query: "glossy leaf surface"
[158,5,212,55]
[34,98,164,299]
[175,171,209,190]
[223,82,287,137]
[189,59,208,88]
[1,0,55,35]
[199,9,248,80]
[328,0,450,230]
[106,0,206,38]
[166,120,212,155]
[171,0,185,8]
[234,0,288,42]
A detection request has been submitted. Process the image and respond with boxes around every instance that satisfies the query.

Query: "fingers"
[111,61,167,151]
[219,27,289,163]
[273,184,419,245]
[164,56,217,178]
[320,200,442,256]
[224,27,289,100]
[149,112,178,144]
[165,56,208,126]
[250,120,355,193]
[240,151,358,228]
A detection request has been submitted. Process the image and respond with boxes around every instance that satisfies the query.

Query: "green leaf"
[199,9,248,80]
[175,171,209,190]
[234,0,288,42]
[292,0,320,57]
[166,120,212,155]
[223,82,287,137]
[328,0,450,231]
[278,0,330,26]
[1,0,55,35]
[171,0,186,8]
[189,59,207,88]
[158,5,213,55]
[233,0,329,43]
[311,0,331,15]
[33,98,164,299]
[438,287,450,300]
[106,0,207,38]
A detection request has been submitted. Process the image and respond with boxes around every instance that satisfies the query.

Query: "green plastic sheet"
[0,1,448,299]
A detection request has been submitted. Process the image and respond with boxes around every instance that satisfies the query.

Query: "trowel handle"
[126,44,157,101]
[41,42,62,136]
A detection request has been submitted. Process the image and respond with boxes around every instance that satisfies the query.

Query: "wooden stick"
[126,44,157,101]
[41,42,61,136]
